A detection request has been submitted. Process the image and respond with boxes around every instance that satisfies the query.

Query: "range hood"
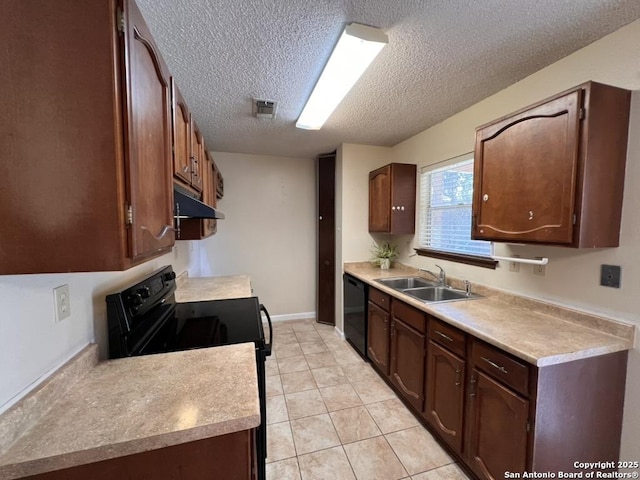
[174,185,225,220]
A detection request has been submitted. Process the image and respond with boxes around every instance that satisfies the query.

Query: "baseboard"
[334,326,345,339]
[267,311,317,322]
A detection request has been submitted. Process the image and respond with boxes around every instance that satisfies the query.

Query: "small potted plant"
[370,241,398,270]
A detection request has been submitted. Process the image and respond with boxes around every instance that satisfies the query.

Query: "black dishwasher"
[343,274,369,358]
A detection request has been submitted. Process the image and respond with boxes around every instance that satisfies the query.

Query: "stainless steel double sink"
[373,276,482,304]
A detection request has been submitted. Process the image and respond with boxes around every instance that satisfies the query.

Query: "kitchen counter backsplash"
[0,346,99,458]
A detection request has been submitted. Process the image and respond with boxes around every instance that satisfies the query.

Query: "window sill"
[414,248,497,269]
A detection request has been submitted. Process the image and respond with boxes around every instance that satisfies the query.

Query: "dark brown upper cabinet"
[171,80,193,186]
[369,163,417,234]
[178,151,219,240]
[1,0,175,274]
[189,118,204,192]
[472,81,631,247]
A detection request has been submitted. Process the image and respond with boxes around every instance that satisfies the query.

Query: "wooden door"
[466,369,529,480]
[171,80,192,185]
[390,319,425,411]
[317,152,336,325]
[190,117,204,192]
[122,0,174,259]
[369,165,391,232]
[424,341,465,453]
[367,301,390,375]
[473,91,581,244]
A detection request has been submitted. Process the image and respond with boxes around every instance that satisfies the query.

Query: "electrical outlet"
[533,263,546,276]
[54,285,71,322]
[600,264,621,288]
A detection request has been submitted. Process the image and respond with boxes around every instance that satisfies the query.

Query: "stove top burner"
[106,266,271,359]
[105,265,272,480]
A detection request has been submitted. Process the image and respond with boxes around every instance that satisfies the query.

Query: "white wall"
[340,144,394,262]
[334,144,393,331]
[387,19,640,459]
[0,242,196,413]
[203,152,316,318]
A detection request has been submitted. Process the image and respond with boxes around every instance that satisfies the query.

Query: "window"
[418,153,493,264]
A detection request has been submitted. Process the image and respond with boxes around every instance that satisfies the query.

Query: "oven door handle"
[260,304,273,356]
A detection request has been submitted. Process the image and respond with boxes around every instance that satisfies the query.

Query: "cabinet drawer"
[369,288,390,311]
[428,318,466,358]
[391,299,426,334]
[471,341,529,396]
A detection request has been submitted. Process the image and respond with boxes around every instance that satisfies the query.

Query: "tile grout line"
[267,319,468,480]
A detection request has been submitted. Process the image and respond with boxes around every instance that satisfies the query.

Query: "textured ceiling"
[135,0,640,159]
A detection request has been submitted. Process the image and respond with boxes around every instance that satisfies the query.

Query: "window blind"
[419,155,492,257]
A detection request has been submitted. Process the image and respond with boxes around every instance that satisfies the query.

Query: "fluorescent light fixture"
[296,23,388,130]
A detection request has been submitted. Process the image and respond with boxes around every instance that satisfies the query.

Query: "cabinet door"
[473,90,581,244]
[367,301,390,375]
[190,117,204,192]
[390,164,417,234]
[369,165,391,232]
[171,80,192,185]
[466,369,529,480]
[123,0,175,259]
[203,151,217,236]
[390,318,425,411]
[424,341,465,453]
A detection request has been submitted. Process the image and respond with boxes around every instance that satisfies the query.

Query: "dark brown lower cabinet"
[362,293,628,480]
[24,429,256,480]
[367,300,390,375]
[424,340,465,453]
[465,370,529,480]
[390,319,425,411]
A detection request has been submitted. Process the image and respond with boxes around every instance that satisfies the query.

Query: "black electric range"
[106,265,272,480]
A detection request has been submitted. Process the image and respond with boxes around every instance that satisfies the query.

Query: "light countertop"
[0,343,260,479]
[0,273,259,479]
[175,274,252,302]
[345,262,634,367]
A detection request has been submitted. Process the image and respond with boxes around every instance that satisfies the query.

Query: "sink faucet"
[420,265,446,286]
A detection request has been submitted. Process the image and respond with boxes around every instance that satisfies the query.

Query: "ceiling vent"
[253,99,277,119]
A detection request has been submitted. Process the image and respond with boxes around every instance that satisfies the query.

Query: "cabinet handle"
[469,374,477,397]
[141,224,174,241]
[435,330,454,343]
[455,367,461,386]
[481,356,508,374]
[483,194,489,202]
[182,165,190,173]
[175,203,181,239]
[400,206,405,211]
[392,206,396,211]
[528,210,534,220]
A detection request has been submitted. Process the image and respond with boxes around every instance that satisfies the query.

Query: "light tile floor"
[264,319,472,480]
